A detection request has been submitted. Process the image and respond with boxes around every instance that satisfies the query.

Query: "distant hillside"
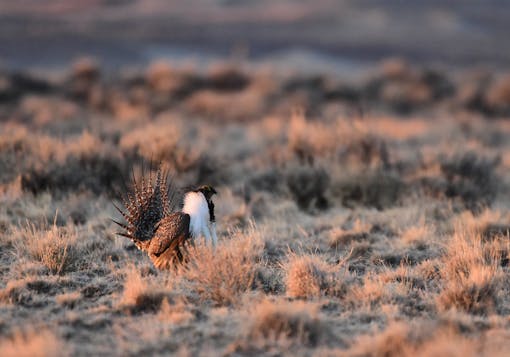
[1,0,509,69]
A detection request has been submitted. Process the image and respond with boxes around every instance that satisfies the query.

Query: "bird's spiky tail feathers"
[113,166,178,250]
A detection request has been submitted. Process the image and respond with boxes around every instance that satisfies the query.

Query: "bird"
[113,167,218,270]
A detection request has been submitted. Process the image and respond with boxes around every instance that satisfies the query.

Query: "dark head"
[195,185,217,201]
[195,185,217,223]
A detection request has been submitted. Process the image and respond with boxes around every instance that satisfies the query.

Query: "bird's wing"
[148,212,190,256]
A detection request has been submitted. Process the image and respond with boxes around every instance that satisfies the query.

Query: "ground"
[0,58,509,356]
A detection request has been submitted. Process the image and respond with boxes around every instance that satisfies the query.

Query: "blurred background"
[1,0,509,72]
[1,5,510,356]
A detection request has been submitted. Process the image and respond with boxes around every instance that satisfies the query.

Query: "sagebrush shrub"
[179,227,263,306]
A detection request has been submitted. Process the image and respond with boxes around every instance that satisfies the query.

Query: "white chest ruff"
[182,191,210,240]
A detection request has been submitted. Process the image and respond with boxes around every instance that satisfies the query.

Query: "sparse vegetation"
[0,58,509,356]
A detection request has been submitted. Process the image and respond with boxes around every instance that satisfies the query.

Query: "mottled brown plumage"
[113,167,191,268]
[148,213,190,269]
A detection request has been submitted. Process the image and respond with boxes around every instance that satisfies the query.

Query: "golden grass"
[347,273,389,307]
[119,266,170,312]
[12,222,79,275]
[179,227,264,306]
[244,298,325,346]
[284,254,344,299]
[0,329,67,357]
[157,297,194,325]
[119,119,184,161]
[185,88,264,121]
[341,320,510,357]
[436,221,503,314]
[329,219,371,247]
[400,224,432,245]
[0,61,509,356]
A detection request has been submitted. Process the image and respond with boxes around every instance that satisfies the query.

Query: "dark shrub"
[206,67,250,92]
[323,83,361,103]
[420,69,455,100]
[0,72,54,103]
[21,155,128,196]
[482,224,510,242]
[249,168,286,194]
[287,166,330,211]
[333,170,405,210]
[440,152,500,210]
[284,76,325,94]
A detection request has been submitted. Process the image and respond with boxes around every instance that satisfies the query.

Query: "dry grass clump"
[119,119,201,171]
[400,223,433,246]
[120,119,182,160]
[157,297,195,325]
[119,266,170,313]
[287,112,340,162]
[243,299,326,347]
[284,254,344,298]
[343,321,482,357]
[12,222,79,275]
[179,228,264,306]
[286,113,390,167]
[0,125,77,184]
[1,128,107,172]
[0,329,67,357]
[347,273,390,308]
[436,224,503,314]
[415,259,442,283]
[437,264,500,315]
[185,88,264,121]
[17,95,78,126]
[343,322,414,357]
[329,219,371,248]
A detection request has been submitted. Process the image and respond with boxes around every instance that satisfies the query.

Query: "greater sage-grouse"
[113,168,218,269]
